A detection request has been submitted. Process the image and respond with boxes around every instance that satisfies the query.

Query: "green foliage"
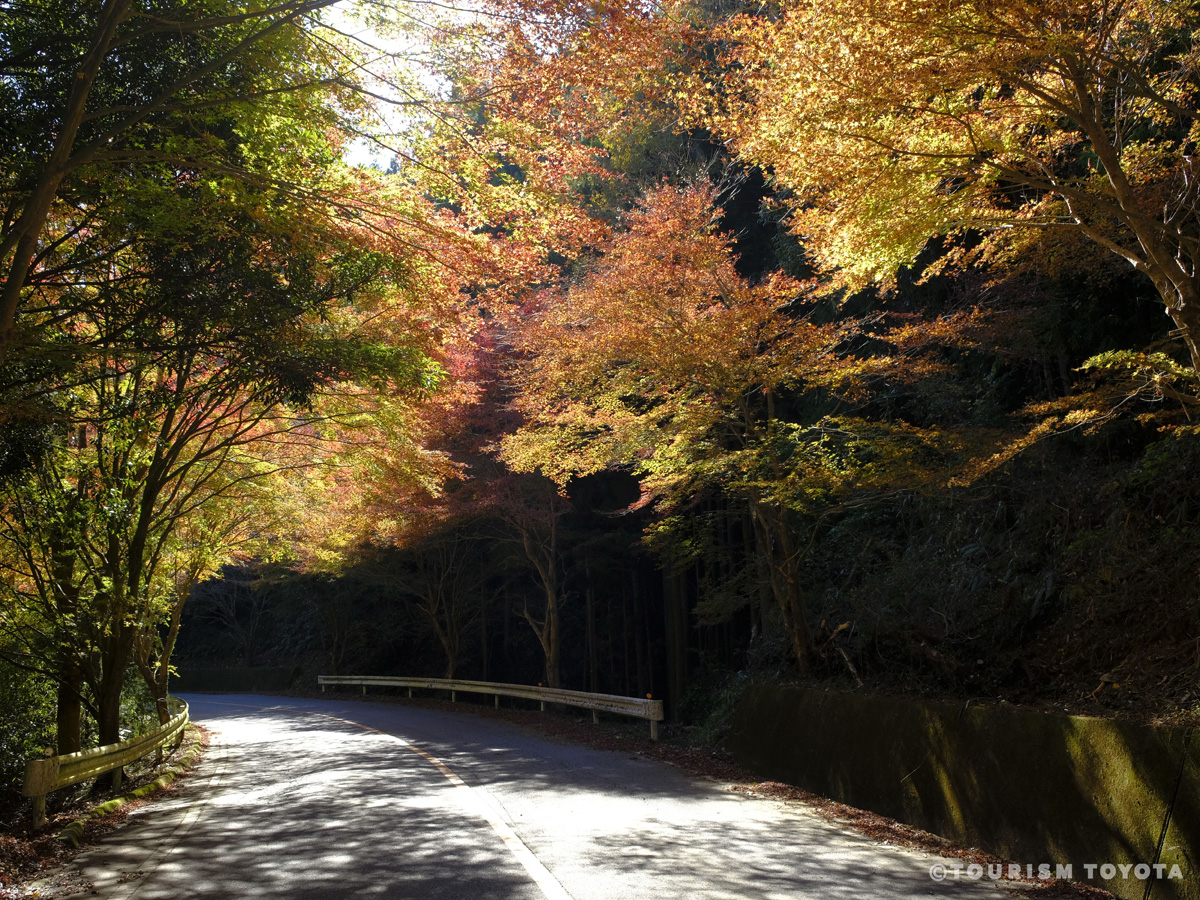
[7,0,1200,730]
[0,0,354,190]
[679,666,747,740]
[0,659,56,797]
[1080,350,1200,410]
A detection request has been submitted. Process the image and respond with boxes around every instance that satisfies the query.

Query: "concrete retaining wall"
[726,684,1197,900]
[171,666,301,694]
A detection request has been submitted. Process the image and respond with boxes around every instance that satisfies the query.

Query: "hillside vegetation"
[4,0,1200,819]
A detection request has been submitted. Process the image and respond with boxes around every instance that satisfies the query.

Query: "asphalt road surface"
[33,694,1016,899]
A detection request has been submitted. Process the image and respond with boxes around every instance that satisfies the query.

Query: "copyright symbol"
[930,864,947,881]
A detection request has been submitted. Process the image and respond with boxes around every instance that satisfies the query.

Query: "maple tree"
[691,0,1200,369]
[352,519,493,679]
[479,472,568,686]
[317,316,583,687]
[0,0,489,372]
[132,480,278,722]
[1,0,331,365]
[8,0,1194,734]
[0,151,449,749]
[265,309,517,679]
[333,337,500,679]
[498,184,957,672]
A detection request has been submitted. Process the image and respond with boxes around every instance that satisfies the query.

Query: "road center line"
[196,699,574,900]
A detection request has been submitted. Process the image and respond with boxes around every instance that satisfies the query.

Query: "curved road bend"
[35,694,1015,899]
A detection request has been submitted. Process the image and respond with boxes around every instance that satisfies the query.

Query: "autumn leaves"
[425,0,1200,673]
[4,0,1200,728]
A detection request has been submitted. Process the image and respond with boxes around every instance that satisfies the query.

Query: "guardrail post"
[494,694,499,709]
[408,687,413,699]
[540,701,546,712]
[592,710,599,725]
[451,690,457,703]
[21,698,189,827]
[650,720,658,741]
[24,755,58,828]
[362,684,367,696]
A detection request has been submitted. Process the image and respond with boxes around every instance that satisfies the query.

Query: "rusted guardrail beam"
[317,676,664,740]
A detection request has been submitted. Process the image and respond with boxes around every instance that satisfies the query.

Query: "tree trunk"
[750,499,814,674]
[136,587,187,725]
[1066,97,1200,371]
[1165,288,1200,371]
[94,626,134,787]
[56,670,84,755]
[426,599,459,680]
[606,588,618,693]
[662,565,688,721]
[775,520,814,674]
[632,574,650,697]
[95,620,135,750]
[480,593,490,682]
[49,511,86,751]
[621,585,633,695]
[516,514,562,689]
[134,635,170,726]
[545,586,561,688]
[502,588,511,677]
[0,0,133,366]
[152,610,182,725]
[585,560,598,693]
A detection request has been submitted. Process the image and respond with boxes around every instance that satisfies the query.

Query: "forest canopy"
[3,0,1200,798]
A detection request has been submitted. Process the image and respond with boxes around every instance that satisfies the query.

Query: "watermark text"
[929,862,1184,883]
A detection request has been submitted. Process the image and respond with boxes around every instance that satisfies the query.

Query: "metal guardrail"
[23,696,189,827]
[318,675,665,740]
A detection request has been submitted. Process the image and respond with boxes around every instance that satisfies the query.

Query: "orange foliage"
[686,0,1200,364]
[500,184,829,491]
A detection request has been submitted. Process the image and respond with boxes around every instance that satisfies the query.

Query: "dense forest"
[4,0,1200,804]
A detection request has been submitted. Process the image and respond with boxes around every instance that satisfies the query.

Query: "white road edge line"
[35,729,230,900]
[115,736,229,900]
[399,736,575,900]
[194,698,575,900]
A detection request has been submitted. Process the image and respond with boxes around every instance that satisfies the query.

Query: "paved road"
[34,694,1015,899]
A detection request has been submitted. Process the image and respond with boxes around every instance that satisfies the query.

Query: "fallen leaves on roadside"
[0,726,209,899]
[731,781,1115,899]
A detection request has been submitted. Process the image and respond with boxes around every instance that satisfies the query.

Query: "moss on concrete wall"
[726,685,1197,900]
